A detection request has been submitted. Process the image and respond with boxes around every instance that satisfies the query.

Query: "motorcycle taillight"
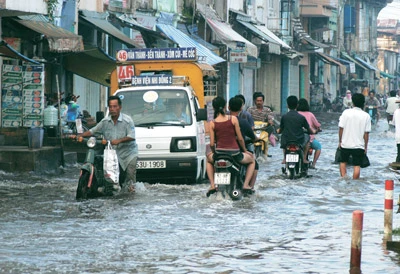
[215,160,232,167]
[287,145,299,152]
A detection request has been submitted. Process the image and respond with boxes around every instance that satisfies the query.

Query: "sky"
[378,0,400,19]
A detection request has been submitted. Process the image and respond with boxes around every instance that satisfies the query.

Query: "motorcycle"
[331,96,344,113]
[281,141,309,179]
[253,121,269,161]
[74,136,115,200]
[212,151,250,200]
[366,105,377,125]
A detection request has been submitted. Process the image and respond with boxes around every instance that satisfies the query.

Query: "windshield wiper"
[136,122,186,127]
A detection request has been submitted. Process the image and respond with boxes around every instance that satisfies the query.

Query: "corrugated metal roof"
[205,18,258,58]
[15,19,84,52]
[156,24,225,65]
[237,20,281,55]
[80,13,143,48]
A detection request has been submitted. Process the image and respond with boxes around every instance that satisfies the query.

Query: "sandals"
[206,188,217,197]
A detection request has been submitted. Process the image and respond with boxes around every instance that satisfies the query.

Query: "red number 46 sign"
[117,65,134,82]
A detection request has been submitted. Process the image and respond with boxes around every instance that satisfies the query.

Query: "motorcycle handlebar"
[65,134,107,145]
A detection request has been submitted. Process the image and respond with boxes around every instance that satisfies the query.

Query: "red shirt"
[214,116,239,151]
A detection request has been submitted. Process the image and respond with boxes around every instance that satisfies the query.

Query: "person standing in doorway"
[338,93,371,179]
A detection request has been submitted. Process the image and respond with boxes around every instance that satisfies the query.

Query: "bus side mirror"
[196,108,207,121]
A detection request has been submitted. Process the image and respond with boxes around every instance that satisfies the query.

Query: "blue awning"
[0,41,40,64]
[354,56,378,71]
[156,24,225,66]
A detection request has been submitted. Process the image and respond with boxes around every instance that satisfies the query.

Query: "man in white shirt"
[338,93,371,179]
[392,106,400,162]
[384,90,399,130]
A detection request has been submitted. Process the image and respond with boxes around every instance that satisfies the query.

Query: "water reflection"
[0,115,400,273]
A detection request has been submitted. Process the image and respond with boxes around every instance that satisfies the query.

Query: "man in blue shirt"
[81,95,138,192]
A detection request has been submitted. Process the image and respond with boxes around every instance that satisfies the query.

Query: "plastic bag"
[360,154,370,168]
[103,141,119,186]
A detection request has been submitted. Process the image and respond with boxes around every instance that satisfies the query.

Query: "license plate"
[136,160,166,169]
[214,172,231,185]
[286,154,299,162]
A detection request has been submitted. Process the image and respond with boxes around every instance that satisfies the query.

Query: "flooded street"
[1,112,400,273]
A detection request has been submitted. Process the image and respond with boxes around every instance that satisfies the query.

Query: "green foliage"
[393,227,400,235]
[46,0,58,22]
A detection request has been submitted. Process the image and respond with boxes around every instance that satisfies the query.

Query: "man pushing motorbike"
[79,95,138,192]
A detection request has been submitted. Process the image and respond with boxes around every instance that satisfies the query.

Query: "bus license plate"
[214,172,231,185]
[286,154,299,162]
[136,160,166,169]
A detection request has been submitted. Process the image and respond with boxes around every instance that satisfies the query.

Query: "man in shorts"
[338,93,371,179]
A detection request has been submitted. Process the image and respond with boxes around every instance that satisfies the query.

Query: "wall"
[79,0,104,12]
[5,0,47,15]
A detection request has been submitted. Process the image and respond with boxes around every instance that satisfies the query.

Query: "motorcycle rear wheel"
[288,167,295,179]
[76,170,90,200]
[254,145,262,159]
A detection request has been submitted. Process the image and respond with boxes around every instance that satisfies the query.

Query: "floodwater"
[1,113,400,273]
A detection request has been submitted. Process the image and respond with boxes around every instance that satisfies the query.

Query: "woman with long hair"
[206,96,256,196]
[297,98,322,169]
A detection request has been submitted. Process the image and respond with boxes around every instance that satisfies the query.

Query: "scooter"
[253,121,270,161]
[366,105,377,125]
[74,136,114,200]
[281,141,309,179]
[212,151,249,200]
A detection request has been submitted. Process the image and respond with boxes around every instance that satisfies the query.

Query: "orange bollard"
[384,180,394,240]
[350,210,363,274]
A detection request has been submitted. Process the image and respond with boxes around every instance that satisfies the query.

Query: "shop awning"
[292,18,329,49]
[79,11,143,48]
[205,18,257,57]
[177,24,221,55]
[236,20,281,55]
[14,19,84,52]
[354,56,378,71]
[341,52,369,71]
[0,41,40,64]
[254,25,291,50]
[380,71,396,79]
[197,3,257,57]
[316,52,347,74]
[63,46,116,87]
[156,24,225,65]
[284,50,304,60]
[115,14,174,48]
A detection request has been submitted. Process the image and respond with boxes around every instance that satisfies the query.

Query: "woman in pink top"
[297,98,322,169]
[206,97,255,196]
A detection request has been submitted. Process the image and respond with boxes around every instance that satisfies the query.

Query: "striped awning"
[156,24,225,65]
[237,20,281,55]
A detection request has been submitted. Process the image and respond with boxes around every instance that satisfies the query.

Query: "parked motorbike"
[74,135,114,200]
[281,141,309,179]
[212,151,250,200]
[253,121,269,160]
